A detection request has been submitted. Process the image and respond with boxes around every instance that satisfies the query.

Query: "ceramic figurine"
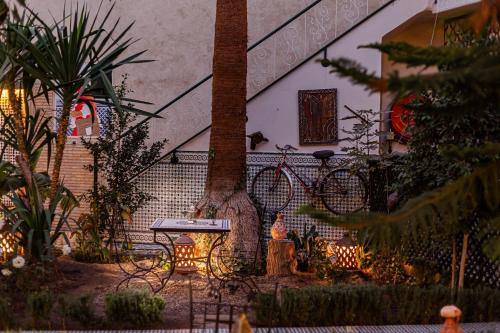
[271,212,287,240]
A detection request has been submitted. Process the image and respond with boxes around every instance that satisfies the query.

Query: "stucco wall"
[27,0,315,113]
[23,0,316,216]
[184,0,433,153]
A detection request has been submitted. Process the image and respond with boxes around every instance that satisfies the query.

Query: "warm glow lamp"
[174,233,197,274]
[333,232,359,270]
[0,232,15,261]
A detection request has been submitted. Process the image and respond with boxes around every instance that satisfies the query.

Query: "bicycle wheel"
[320,169,368,214]
[251,166,293,212]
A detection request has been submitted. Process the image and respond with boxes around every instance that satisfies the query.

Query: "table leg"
[116,231,175,293]
[205,232,259,298]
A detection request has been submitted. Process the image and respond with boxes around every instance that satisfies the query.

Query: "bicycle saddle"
[312,150,335,160]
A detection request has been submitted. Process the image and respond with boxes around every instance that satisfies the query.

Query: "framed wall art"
[298,88,338,145]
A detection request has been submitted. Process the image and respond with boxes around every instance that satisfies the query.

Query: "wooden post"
[458,232,469,289]
[266,239,295,276]
[440,305,464,333]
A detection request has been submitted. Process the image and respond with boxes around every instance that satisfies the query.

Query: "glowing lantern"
[0,233,15,261]
[174,234,197,274]
[333,232,359,270]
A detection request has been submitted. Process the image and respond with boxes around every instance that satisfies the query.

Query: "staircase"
[128,0,395,179]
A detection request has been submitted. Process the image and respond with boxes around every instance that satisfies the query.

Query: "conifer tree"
[303,0,500,289]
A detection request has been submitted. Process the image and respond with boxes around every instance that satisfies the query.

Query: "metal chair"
[189,280,279,333]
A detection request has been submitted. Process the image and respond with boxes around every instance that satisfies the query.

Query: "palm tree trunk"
[198,0,259,257]
[49,92,72,203]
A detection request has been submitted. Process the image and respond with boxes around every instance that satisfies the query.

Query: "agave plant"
[7,2,157,204]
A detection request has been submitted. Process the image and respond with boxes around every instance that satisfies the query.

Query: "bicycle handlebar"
[276,144,298,152]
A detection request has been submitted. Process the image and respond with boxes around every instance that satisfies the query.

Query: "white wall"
[184,0,432,153]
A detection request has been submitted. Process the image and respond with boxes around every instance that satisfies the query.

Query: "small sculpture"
[271,212,287,240]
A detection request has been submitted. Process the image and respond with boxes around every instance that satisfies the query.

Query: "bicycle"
[250,144,368,214]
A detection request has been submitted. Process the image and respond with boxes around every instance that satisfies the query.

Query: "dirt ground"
[53,257,326,329]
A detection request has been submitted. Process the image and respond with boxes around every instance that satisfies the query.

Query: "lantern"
[0,232,15,261]
[174,233,197,274]
[333,232,359,270]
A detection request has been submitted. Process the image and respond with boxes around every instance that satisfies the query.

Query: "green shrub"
[253,284,500,326]
[105,288,165,325]
[60,294,96,326]
[0,296,12,329]
[27,290,54,327]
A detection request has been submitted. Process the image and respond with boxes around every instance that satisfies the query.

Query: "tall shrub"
[79,76,165,259]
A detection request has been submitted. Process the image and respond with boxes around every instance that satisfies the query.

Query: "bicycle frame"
[273,152,332,196]
[252,146,368,214]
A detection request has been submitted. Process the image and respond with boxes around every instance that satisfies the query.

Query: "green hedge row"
[253,284,500,326]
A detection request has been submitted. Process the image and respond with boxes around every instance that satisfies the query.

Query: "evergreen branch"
[299,160,500,231]
[440,142,500,160]
[321,42,500,96]
[319,58,387,92]
[477,215,500,260]
[360,42,478,69]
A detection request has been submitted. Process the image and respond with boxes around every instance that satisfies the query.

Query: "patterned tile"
[130,151,352,245]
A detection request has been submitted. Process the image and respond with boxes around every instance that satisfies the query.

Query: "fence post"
[440,305,464,333]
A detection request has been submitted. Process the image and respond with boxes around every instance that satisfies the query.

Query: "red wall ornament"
[390,94,417,143]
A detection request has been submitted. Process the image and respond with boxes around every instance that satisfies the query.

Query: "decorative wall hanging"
[298,89,338,145]
[390,94,417,143]
[54,94,110,137]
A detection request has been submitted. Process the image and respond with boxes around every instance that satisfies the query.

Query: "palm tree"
[11,4,155,205]
[197,0,259,257]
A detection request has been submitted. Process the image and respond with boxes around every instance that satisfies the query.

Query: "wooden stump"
[266,239,295,276]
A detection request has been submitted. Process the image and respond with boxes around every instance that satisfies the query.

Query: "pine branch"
[360,42,477,69]
[299,159,500,233]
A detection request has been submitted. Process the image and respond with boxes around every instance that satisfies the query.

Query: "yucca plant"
[8,2,156,205]
[1,177,76,261]
[0,0,26,25]
[0,109,74,262]
[0,109,53,194]
[0,109,54,169]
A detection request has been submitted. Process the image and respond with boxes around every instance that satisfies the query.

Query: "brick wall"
[33,91,94,229]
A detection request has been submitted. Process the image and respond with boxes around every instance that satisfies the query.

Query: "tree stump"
[266,240,295,276]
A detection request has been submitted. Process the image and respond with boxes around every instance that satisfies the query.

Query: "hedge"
[252,284,500,326]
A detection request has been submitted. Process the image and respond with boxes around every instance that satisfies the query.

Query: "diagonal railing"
[128,0,396,181]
